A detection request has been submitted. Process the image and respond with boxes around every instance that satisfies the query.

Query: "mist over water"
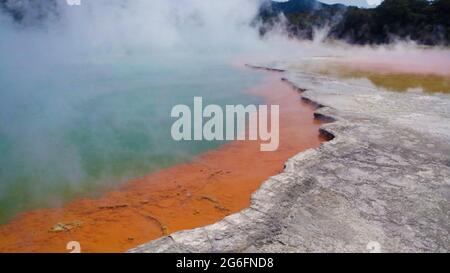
[0,0,274,222]
[0,0,449,223]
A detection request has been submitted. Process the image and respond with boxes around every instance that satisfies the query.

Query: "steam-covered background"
[0,0,449,223]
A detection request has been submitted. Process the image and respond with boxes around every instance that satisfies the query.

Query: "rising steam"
[0,0,449,222]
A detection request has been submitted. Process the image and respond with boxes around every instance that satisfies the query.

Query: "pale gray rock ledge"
[129,63,450,253]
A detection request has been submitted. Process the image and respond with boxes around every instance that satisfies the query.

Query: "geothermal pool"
[0,72,325,253]
[0,57,265,224]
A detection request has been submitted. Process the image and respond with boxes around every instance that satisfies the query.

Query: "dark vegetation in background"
[259,0,450,45]
[258,0,347,40]
[0,0,58,27]
[1,0,449,45]
[0,0,58,24]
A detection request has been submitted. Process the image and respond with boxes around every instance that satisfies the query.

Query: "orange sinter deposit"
[0,72,326,253]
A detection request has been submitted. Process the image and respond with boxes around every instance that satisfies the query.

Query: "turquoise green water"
[0,55,264,223]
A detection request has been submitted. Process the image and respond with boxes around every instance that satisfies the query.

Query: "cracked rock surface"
[129,63,450,253]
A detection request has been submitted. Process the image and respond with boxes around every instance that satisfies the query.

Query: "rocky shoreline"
[129,63,450,253]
